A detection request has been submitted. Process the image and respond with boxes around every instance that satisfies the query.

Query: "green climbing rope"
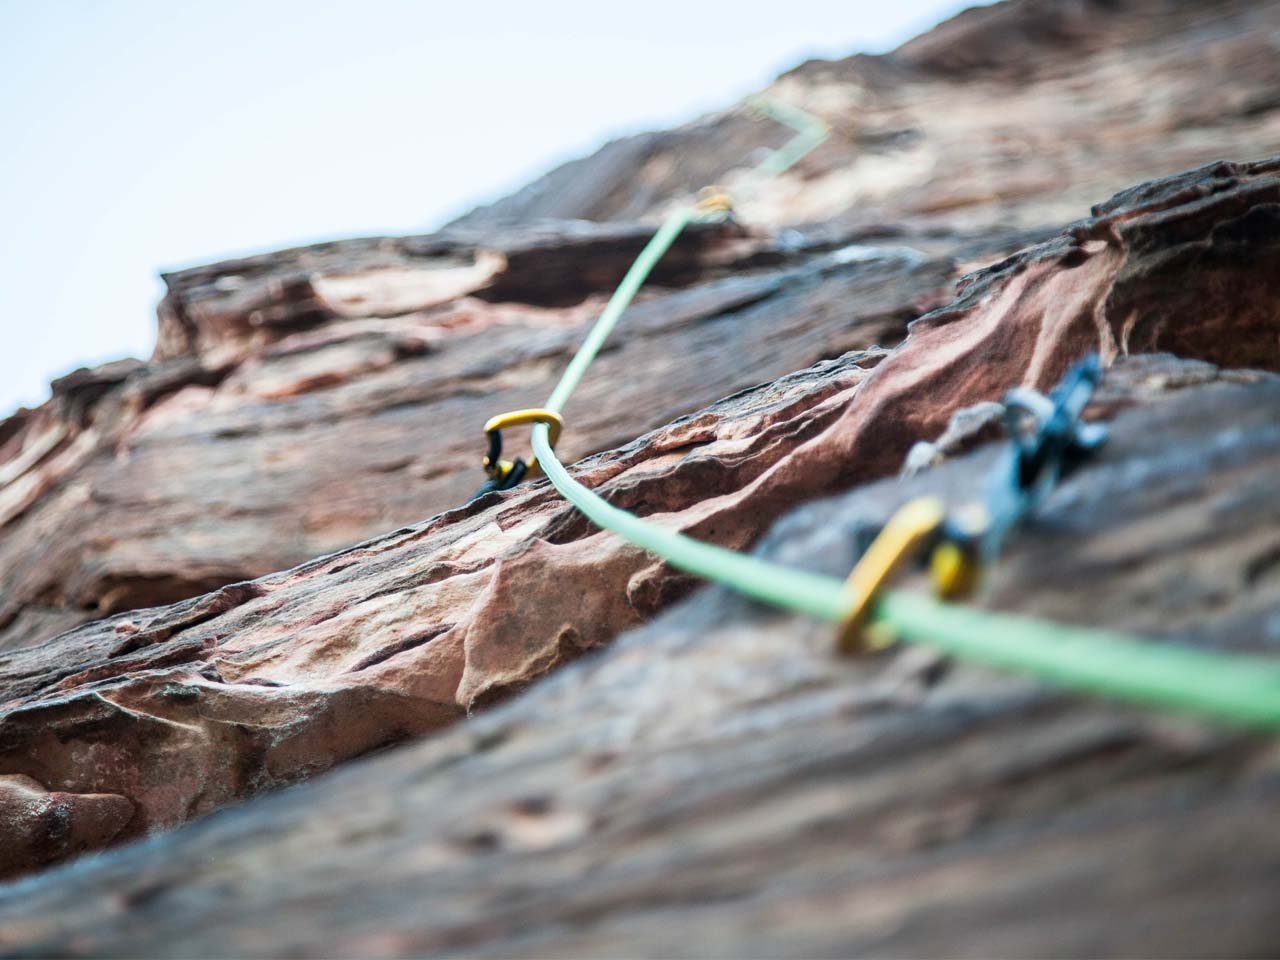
[513,98,1280,729]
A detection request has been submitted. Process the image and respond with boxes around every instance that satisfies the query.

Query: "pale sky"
[0,0,983,416]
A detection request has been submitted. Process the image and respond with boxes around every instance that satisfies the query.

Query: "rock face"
[1,151,1277,890]
[0,222,954,655]
[0,775,133,880]
[454,0,1280,234]
[3,358,1279,956]
[1,0,1279,952]
[3,0,1279,658]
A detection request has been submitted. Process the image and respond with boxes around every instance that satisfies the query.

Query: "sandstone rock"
[1,359,1277,956]
[0,223,952,654]
[1,153,1277,882]
[0,775,133,881]
[454,0,1280,235]
[5,0,1277,658]
[1,2,1279,950]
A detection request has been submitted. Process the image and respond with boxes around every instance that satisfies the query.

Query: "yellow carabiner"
[694,185,734,218]
[837,497,991,653]
[482,408,565,480]
[929,502,988,601]
[837,497,946,654]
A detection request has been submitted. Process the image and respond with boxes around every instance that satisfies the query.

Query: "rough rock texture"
[2,359,1279,956]
[1,0,1280,949]
[1,152,1278,886]
[0,775,133,880]
[0,222,953,654]
[4,0,1280,658]
[455,0,1280,235]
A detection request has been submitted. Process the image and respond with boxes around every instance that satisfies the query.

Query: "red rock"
[0,221,954,655]
[0,6,1278,949]
[2,355,1278,956]
[0,774,133,880]
[456,0,1280,235]
[1,152,1277,881]
[5,0,1278,657]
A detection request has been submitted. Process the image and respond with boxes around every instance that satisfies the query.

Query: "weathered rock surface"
[0,222,953,654]
[1,0,1280,949]
[2,358,1278,956]
[1,152,1278,886]
[455,0,1280,235]
[0,775,133,880]
[4,0,1280,658]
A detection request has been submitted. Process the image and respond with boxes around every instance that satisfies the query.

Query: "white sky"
[0,0,983,416]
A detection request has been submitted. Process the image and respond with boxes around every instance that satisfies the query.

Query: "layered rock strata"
[0,156,1277,882]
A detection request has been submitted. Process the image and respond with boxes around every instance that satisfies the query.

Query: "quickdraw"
[464,96,1280,729]
[838,355,1105,653]
[475,408,564,499]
